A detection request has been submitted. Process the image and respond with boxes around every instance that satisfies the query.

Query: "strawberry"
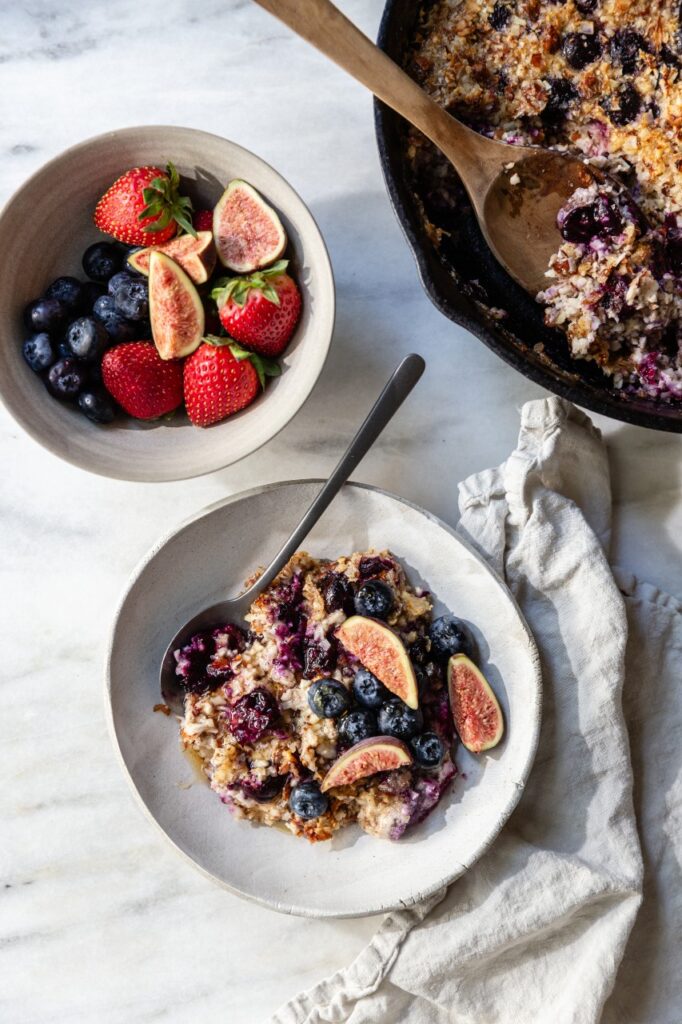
[193,208,214,232]
[102,342,184,420]
[211,260,302,357]
[93,162,195,246]
[183,337,280,427]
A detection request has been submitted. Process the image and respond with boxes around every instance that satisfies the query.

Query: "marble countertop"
[2,1,681,1021]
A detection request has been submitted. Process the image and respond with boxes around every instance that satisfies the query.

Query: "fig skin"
[321,736,412,792]
[148,251,204,360]
[213,179,287,273]
[336,615,419,709]
[128,231,216,285]
[447,654,504,753]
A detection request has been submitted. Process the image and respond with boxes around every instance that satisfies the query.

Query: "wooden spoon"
[253,0,597,296]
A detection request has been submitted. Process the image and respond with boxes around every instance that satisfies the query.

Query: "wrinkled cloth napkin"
[273,397,682,1024]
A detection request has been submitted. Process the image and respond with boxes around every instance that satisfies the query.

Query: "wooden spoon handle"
[252,0,477,174]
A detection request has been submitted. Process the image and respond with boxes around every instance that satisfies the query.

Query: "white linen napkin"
[273,397,682,1024]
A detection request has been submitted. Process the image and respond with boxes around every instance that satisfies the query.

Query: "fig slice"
[447,654,504,753]
[321,736,412,792]
[213,179,287,273]
[148,251,204,360]
[127,231,216,285]
[335,616,419,709]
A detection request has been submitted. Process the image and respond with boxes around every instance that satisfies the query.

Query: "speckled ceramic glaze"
[106,481,542,918]
[0,126,335,480]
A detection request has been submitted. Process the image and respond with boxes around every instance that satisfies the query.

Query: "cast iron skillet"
[374,0,682,433]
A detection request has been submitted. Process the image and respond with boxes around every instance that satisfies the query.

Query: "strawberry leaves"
[210,260,289,308]
[203,335,281,389]
[139,162,196,238]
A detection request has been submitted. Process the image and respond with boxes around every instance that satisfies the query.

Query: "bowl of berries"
[0,126,335,480]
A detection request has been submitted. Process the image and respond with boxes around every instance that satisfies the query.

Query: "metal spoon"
[159,353,425,712]
[253,0,600,297]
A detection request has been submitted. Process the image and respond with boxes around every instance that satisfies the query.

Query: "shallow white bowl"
[0,126,334,481]
[106,481,542,917]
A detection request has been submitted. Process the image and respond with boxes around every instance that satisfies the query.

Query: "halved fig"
[213,179,287,273]
[447,654,504,753]
[336,616,419,709]
[321,736,412,792]
[148,251,204,360]
[128,231,216,285]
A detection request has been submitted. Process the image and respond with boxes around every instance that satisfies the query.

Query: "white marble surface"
[1,2,681,1021]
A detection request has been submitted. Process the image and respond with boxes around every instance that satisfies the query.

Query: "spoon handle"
[242,353,425,600]
[252,0,479,175]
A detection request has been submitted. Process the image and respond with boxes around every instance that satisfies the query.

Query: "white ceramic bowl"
[106,481,542,918]
[0,126,334,481]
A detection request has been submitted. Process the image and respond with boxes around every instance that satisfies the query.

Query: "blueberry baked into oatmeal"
[173,550,504,842]
[406,0,682,400]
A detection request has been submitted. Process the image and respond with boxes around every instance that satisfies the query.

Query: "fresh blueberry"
[92,295,137,343]
[288,780,328,820]
[308,678,351,719]
[378,700,423,742]
[80,281,106,310]
[603,82,642,126]
[82,242,120,283]
[320,571,355,615]
[114,278,149,321]
[108,271,137,297]
[489,2,510,29]
[46,358,87,401]
[57,340,73,359]
[64,316,109,363]
[409,636,431,665]
[410,732,445,770]
[78,389,116,424]
[22,332,55,372]
[429,615,475,662]
[337,708,378,746]
[562,32,602,70]
[609,29,648,74]
[45,276,85,312]
[354,580,394,620]
[352,668,391,709]
[24,297,69,334]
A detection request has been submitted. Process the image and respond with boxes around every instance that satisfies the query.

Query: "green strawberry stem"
[210,260,289,308]
[203,335,281,390]
[139,161,196,237]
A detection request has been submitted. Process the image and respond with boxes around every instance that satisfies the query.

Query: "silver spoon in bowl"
[159,353,425,713]
[253,0,603,297]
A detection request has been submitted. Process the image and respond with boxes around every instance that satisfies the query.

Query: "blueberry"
[574,0,597,11]
[562,32,602,70]
[307,678,351,718]
[352,668,391,709]
[288,780,328,820]
[409,636,431,665]
[64,316,109,363]
[354,580,394,620]
[46,358,87,401]
[242,774,287,802]
[337,708,378,746]
[558,193,625,243]
[227,687,278,745]
[542,77,579,122]
[489,2,511,29]
[378,700,423,742]
[92,295,137,343]
[609,29,648,74]
[24,297,68,334]
[45,276,85,312]
[428,615,475,662]
[78,389,116,424]
[660,44,680,68]
[320,571,355,615]
[82,242,120,283]
[108,271,136,297]
[410,732,445,770]
[303,638,337,679]
[114,278,149,321]
[603,82,642,126]
[22,332,55,372]
[57,340,73,359]
[80,281,106,310]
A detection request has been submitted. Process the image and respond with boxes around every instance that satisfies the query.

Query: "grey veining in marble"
[1,1,681,1021]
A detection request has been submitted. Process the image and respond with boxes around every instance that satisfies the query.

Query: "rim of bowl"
[0,125,336,481]
[104,479,542,918]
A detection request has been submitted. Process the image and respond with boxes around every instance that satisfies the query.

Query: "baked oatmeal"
[406,0,682,400]
[172,549,502,842]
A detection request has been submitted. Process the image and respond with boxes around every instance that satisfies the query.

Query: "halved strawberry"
[94,163,195,246]
[211,260,302,357]
[183,337,280,427]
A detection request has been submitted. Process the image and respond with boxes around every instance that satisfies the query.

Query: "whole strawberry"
[211,260,302,357]
[183,337,280,427]
[102,342,184,420]
[192,208,214,232]
[94,162,194,246]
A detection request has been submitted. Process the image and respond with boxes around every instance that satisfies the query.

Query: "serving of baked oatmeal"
[406,0,682,400]
[171,549,503,843]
